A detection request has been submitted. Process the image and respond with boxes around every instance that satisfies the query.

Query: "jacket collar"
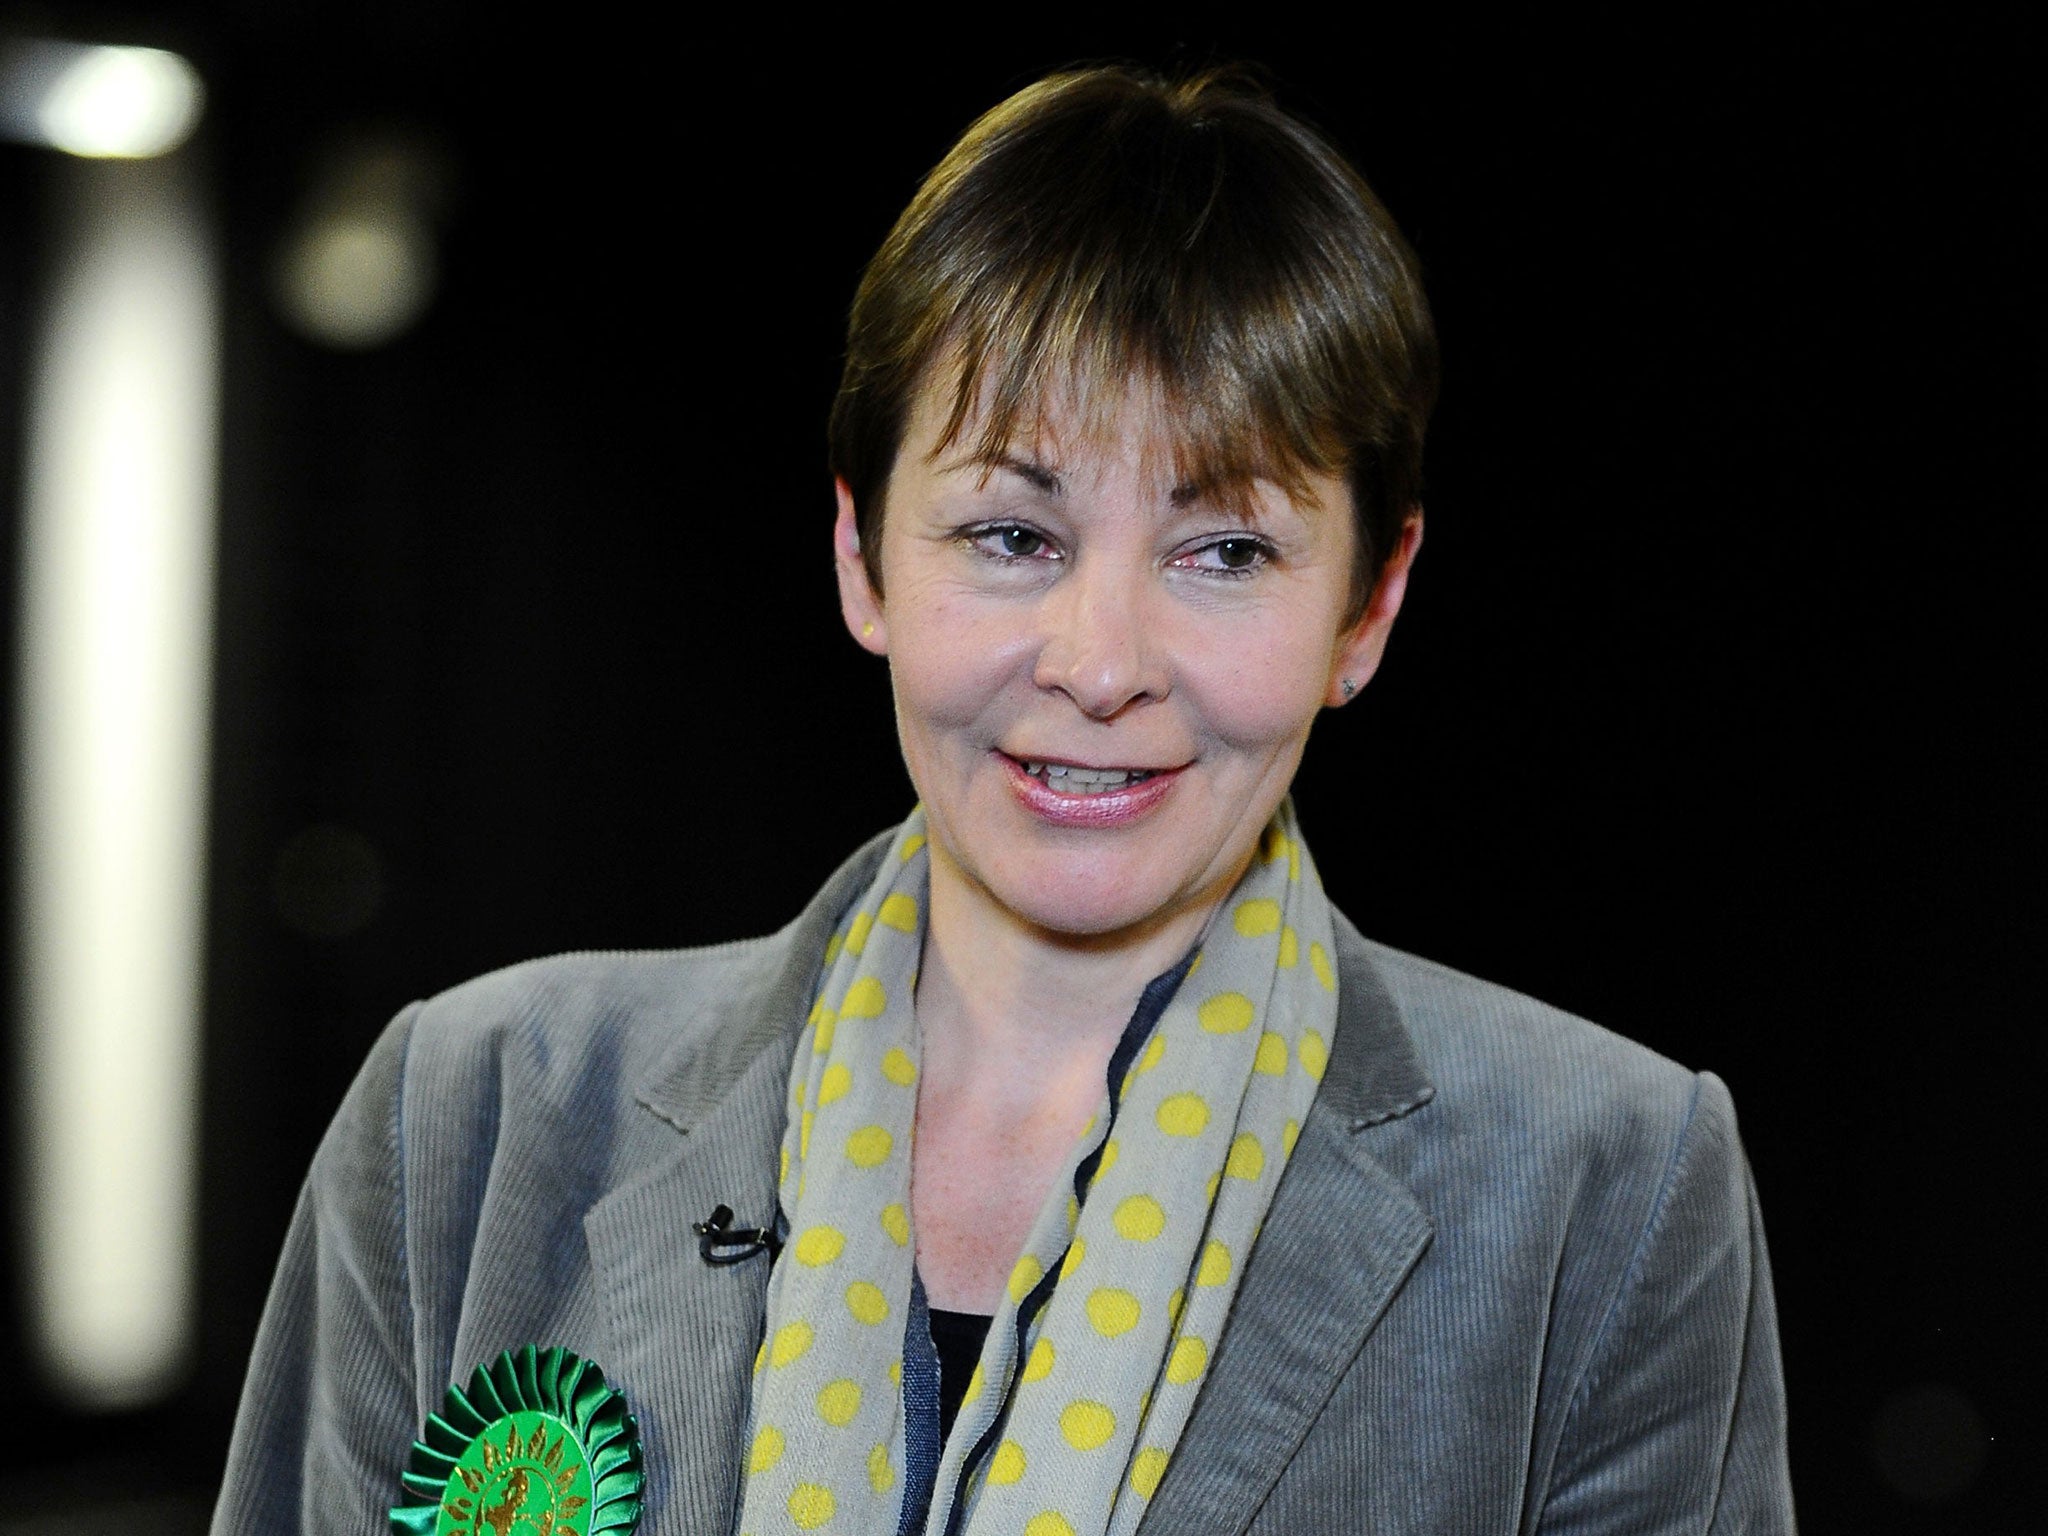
[581,833,888,1532]
[634,828,894,1136]
[1136,910,1438,1535]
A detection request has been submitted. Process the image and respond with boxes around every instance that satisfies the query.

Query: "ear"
[834,477,889,656]
[1326,511,1423,706]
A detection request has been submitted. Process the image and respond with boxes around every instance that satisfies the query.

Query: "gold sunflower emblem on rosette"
[390,1345,643,1536]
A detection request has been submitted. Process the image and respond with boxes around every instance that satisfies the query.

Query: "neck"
[914,845,1223,1088]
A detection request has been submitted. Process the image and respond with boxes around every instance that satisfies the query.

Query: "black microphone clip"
[693,1203,782,1266]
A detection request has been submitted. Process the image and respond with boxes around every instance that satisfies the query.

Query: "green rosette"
[390,1344,643,1536]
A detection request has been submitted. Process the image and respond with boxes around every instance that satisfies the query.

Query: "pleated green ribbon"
[389,1345,643,1535]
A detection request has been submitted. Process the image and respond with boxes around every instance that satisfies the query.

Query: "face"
[835,376,1419,948]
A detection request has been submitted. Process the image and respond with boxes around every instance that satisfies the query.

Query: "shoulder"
[397,937,796,1114]
[1351,927,1709,1137]
[1329,916,1747,1235]
[327,831,895,1180]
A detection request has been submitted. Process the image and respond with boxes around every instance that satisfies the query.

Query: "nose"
[1032,558,1171,719]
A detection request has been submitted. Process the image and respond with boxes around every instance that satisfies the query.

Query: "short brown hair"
[828,65,1439,619]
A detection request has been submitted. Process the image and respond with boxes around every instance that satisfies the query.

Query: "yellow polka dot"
[1310,940,1335,991]
[794,1226,845,1267]
[1206,1171,1221,1202]
[1167,1287,1184,1328]
[900,832,926,861]
[868,1442,895,1493]
[779,1145,790,1184]
[1254,1031,1288,1075]
[961,1363,984,1405]
[1098,1139,1120,1176]
[1113,1193,1166,1241]
[1060,1237,1086,1281]
[1226,1132,1265,1181]
[1198,991,1256,1034]
[811,1011,837,1054]
[839,975,887,1018]
[799,1110,814,1159]
[787,1483,835,1530]
[1233,898,1282,937]
[1283,1118,1301,1157]
[1131,1445,1169,1498]
[1262,826,1290,865]
[845,1280,889,1325]
[818,1062,852,1105]
[878,892,918,932]
[988,1439,1027,1485]
[1278,925,1299,967]
[846,1124,893,1167]
[770,1320,813,1368]
[1298,1029,1329,1080]
[749,1425,784,1474]
[1167,1335,1208,1385]
[1024,1516,1076,1536]
[1022,1337,1056,1382]
[889,1359,901,1384]
[1157,1093,1210,1137]
[1196,1239,1232,1287]
[1133,1033,1166,1075]
[845,910,874,955]
[823,931,844,964]
[816,1378,861,1426]
[1008,1254,1044,1306]
[881,1203,909,1245]
[1188,949,1204,975]
[753,1340,766,1374]
[1060,1400,1116,1451]
[1066,1194,1080,1229]
[1086,1287,1140,1337]
[881,1047,917,1085]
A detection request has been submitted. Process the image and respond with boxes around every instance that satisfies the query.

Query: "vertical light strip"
[16,152,218,1407]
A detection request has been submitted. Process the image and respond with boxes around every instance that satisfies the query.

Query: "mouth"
[1016,760,1163,797]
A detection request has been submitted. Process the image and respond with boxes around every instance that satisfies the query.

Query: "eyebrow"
[992,454,1061,495]
[951,451,1218,511]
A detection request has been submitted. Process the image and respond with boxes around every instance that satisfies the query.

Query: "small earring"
[1340,678,1357,699]
[862,622,875,638]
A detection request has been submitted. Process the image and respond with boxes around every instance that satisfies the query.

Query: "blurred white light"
[2,41,204,159]
[15,155,218,1407]
[275,211,437,349]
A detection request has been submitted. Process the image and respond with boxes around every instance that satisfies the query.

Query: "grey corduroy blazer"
[214,832,1794,1534]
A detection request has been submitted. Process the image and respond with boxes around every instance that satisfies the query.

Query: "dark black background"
[0,6,2037,1530]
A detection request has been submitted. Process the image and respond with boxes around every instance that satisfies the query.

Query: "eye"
[1177,535,1274,576]
[967,524,1055,561]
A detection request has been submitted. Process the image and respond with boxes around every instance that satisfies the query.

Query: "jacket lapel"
[582,834,892,1534]
[1139,914,1437,1536]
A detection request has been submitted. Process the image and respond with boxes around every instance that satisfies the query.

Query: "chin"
[979,846,1214,942]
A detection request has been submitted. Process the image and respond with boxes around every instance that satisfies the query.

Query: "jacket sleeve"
[212,1005,423,1535]
[1538,1072,1795,1535]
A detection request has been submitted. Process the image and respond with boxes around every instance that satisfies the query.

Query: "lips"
[999,752,1182,827]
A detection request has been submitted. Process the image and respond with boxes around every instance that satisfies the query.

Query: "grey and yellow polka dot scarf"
[737,801,1337,1535]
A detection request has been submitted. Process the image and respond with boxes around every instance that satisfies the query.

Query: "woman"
[215,67,1792,1535]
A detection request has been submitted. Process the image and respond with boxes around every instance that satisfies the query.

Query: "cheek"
[885,590,1030,741]
[1183,613,1336,753]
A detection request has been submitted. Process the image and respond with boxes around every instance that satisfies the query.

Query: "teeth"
[1021,761,1155,795]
